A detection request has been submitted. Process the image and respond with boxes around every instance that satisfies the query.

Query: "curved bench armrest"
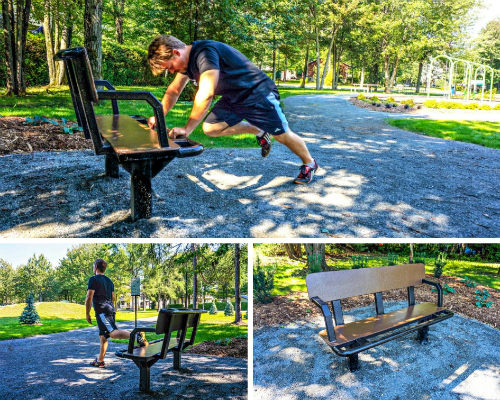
[422,279,443,307]
[311,296,336,342]
[127,327,157,354]
[97,90,169,147]
[94,81,119,115]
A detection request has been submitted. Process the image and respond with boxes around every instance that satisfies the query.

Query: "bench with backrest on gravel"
[115,308,207,392]
[54,47,204,221]
[306,263,454,372]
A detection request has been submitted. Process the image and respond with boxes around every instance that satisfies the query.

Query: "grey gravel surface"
[253,301,500,400]
[0,318,247,400]
[0,95,499,238]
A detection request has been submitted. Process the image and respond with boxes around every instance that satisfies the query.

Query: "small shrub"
[253,256,274,304]
[423,99,439,109]
[351,255,368,269]
[433,252,447,278]
[224,300,235,316]
[400,99,416,107]
[465,102,479,110]
[479,104,492,110]
[432,284,455,295]
[209,300,218,315]
[461,276,477,288]
[413,252,426,264]
[485,88,497,96]
[387,253,398,266]
[494,103,500,110]
[370,96,380,102]
[357,93,366,100]
[386,96,396,103]
[475,289,493,308]
[19,291,41,325]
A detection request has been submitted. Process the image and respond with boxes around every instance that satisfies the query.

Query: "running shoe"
[293,160,319,184]
[256,132,271,157]
[90,358,105,368]
[136,331,148,347]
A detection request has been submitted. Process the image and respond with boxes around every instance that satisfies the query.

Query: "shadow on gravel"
[254,302,500,400]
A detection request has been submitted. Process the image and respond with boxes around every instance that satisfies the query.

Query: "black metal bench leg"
[417,326,429,344]
[133,359,158,392]
[130,172,152,220]
[346,354,359,372]
[173,350,181,369]
[105,154,119,178]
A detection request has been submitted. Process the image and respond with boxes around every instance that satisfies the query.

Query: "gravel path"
[0,318,247,400]
[0,94,498,238]
[253,301,500,400]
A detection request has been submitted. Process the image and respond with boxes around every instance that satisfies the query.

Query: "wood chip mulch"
[0,116,91,154]
[349,97,418,113]
[184,337,247,358]
[254,274,500,330]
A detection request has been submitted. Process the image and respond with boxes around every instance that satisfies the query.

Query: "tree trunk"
[304,244,327,271]
[409,244,414,264]
[294,244,302,257]
[283,56,287,83]
[284,244,297,259]
[272,35,276,82]
[415,62,423,94]
[360,66,365,87]
[234,244,241,324]
[320,31,335,90]
[43,0,56,86]
[331,42,337,89]
[2,0,17,95]
[300,34,310,88]
[315,23,320,90]
[84,0,103,80]
[113,0,124,44]
[384,54,391,93]
[192,243,198,309]
[389,56,400,91]
[56,10,73,85]
[15,0,31,95]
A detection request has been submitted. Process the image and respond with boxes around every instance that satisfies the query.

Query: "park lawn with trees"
[386,119,500,150]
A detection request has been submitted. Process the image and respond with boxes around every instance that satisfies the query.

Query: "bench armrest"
[127,327,157,354]
[422,279,443,307]
[97,90,169,147]
[94,81,119,115]
[311,296,336,342]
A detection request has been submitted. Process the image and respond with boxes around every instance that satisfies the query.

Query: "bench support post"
[346,354,359,372]
[130,171,152,221]
[133,359,159,392]
[105,154,119,178]
[173,350,181,369]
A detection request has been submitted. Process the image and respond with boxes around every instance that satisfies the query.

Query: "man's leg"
[108,329,131,339]
[98,335,108,362]
[202,120,261,137]
[272,129,313,165]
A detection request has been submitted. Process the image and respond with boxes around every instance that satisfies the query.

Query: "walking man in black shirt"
[147,35,319,184]
[85,259,147,368]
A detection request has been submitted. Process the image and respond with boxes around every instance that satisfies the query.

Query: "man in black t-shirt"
[85,259,147,368]
[147,35,319,184]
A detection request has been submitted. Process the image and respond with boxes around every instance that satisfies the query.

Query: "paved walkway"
[254,301,500,400]
[0,318,247,399]
[0,95,498,238]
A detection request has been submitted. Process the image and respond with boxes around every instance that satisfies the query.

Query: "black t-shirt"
[183,40,275,104]
[87,274,115,315]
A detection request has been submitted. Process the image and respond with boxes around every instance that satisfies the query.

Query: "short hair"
[147,35,186,76]
[94,259,107,273]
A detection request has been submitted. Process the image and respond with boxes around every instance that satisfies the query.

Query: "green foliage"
[357,93,366,100]
[400,99,416,107]
[413,252,427,265]
[253,256,274,304]
[423,100,496,110]
[214,334,247,346]
[475,289,493,308]
[387,253,398,266]
[19,291,41,325]
[209,300,218,315]
[461,276,477,288]
[308,253,322,273]
[224,300,235,316]
[432,284,455,295]
[433,252,447,278]
[386,96,396,103]
[23,115,83,134]
[370,96,380,102]
[351,255,368,269]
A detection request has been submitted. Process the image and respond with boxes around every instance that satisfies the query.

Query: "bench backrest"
[54,47,107,154]
[306,263,425,302]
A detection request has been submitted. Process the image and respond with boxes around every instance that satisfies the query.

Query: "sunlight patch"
[202,170,261,190]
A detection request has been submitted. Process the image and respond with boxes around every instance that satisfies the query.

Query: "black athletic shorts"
[96,312,118,338]
[204,88,289,135]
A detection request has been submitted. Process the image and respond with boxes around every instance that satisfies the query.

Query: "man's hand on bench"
[147,116,157,130]
[169,127,188,139]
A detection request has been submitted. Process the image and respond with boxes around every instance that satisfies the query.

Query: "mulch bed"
[185,337,247,358]
[0,116,91,154]
[254,274,500,330]
[349,97,418,113]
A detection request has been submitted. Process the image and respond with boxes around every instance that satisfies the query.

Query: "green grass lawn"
[0,302,247,342]
[386,118,500,150]
[259,254,500,296]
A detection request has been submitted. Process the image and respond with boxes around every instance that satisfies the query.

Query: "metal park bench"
[54,47,204,220]
[306,263,454,372]
[115,308,207,392]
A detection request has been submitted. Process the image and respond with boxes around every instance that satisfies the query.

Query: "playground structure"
[426,55,494,102]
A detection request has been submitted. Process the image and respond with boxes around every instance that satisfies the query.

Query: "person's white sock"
[306,160,316,168]
[256,130,266,137]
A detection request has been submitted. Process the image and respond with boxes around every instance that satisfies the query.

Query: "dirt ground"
[348,97,418,113]
[186,337,248,358]
[254,274,500,331]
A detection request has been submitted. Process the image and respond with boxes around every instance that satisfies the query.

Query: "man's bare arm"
[148,73,190,129]
[85,289,94,324]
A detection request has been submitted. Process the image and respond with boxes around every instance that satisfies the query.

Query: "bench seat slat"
[319,302,444,346]
[117,336,179,362]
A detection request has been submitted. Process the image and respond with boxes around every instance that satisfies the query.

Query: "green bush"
[423,99,439,109]
[370,95,380,102]
[19,291,41,325]
[433,252,447,278]
[253,256,274,304]
[224,300,235,316]
[413,252,426,264]
[209,301,218,315]
[478,104,492,110]
[475,289,493,308]
[351,255,368,269]
[400,99,416,107]
[386,96,396,103]
[485,87,497,96]
[357,93,366,100]
[423,99,497,111]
